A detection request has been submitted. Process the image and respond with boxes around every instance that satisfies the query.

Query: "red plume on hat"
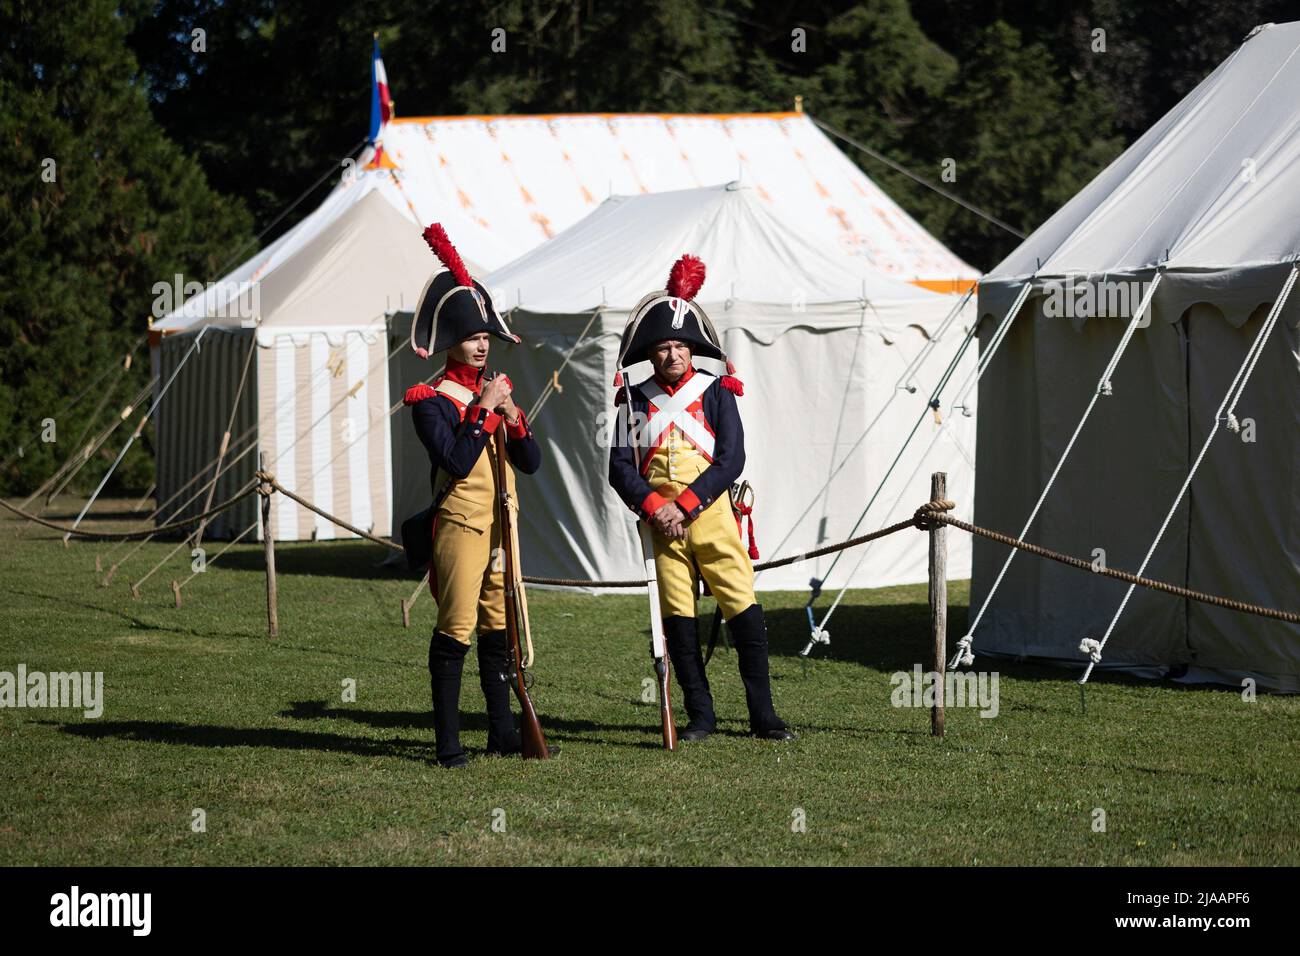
[422,223,473,289]
[667,254,742,394]
[666,254,706,300]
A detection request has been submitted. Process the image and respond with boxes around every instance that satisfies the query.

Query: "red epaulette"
[403,382,437,406]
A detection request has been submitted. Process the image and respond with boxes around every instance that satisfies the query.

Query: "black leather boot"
[664,615,716,741]
[429,631,470,767]
[477,629,522,756]
[726,604,794,740]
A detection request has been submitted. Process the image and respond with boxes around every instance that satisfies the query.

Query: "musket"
[639,522,677,750]
[491,424,550,760]
[620,381,677,750]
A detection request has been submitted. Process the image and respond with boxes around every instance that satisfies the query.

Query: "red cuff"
[641,491,668,518]
[479,408,502,434]
[674,488,701,516]
[505,409,529,440]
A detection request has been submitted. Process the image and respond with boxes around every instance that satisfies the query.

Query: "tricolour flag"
[367,35,396,169]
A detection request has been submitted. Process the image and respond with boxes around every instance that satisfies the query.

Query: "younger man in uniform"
[403,224,541,767]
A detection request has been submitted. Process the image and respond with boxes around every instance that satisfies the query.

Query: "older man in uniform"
[608,255,792,742]
[402,224,541,767]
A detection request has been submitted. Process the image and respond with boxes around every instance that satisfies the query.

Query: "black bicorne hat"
[616,255,726,369]
[410,224,520,358]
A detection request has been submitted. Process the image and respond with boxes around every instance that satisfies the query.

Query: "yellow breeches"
[433,517,506,644]
[650,480,756,620]
[430,435,516,645]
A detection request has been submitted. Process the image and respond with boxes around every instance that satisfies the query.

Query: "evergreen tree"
[0,0,252,495]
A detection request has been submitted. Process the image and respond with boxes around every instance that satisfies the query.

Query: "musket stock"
[638,522,677,751]
[492,427,550,760]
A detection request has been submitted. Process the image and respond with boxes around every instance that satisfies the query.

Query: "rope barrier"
[0,480,258,541]
[241,478,1299,627]
[934,512,1300,625]
[257,473,394,549]
[16,471,1294,640]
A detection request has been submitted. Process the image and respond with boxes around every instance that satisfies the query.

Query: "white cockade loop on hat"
[670,296,688,330]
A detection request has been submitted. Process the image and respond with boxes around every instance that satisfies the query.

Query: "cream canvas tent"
[970,22,1300,690]
[375,111,976,290]
[396,182,978,591]
[153,111,976,542]
[151,190,435,539]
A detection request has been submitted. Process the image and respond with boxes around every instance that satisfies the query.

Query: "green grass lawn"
[1,497,1296,866]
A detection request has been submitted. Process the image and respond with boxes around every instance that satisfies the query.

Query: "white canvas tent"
[152,111,976,543]
[972,21,1300,690]
[374,111,976,289]
[152,190,434,539]
[396,182,977,591]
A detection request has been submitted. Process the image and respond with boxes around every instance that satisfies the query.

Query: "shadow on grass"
[760,603,1252,694]
[762,601,970,672]
[62,719,440,764]
[215,541,419,581]
[280,699,751,746]
[28,505,157,524]
[58,701,682,759]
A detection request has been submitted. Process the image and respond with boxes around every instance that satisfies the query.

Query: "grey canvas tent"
[971,22,1300,691]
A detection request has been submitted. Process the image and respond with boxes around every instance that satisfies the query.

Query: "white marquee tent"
[399,182,978,592]
[150,112,976,544]
[151,190,433,540]
[971,21,1300,690]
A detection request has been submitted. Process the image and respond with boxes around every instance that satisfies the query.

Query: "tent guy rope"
[1078,260,1299,683]
[950,271,1165,669]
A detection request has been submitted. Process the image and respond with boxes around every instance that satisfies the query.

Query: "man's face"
[451,332,491,368]
[650,340,692,383]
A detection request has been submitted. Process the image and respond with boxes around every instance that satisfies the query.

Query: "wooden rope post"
[259,453,279,638]
[929,472,947,738]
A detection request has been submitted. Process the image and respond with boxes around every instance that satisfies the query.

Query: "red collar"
[443,356,485,393]
[652,364,696,396]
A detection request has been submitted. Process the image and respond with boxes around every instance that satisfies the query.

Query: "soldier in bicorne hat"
[401,223,541,768]
[607,255,793,742]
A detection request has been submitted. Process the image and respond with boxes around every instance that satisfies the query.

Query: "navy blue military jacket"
[399,369,541,572]
[608,368,745,522]
[410,389,541,493]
